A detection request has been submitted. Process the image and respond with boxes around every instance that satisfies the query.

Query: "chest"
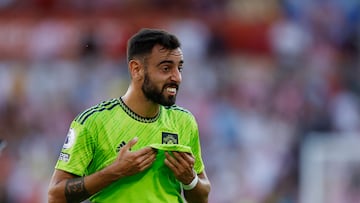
[90,115,191,169]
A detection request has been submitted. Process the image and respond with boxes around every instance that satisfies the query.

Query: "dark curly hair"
[127,28,181,62]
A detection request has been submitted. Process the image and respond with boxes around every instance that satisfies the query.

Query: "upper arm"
[49,169,80,187]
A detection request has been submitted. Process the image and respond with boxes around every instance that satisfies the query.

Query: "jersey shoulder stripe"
[75,98,120,124]
[75,99,117,122]
[164,105,191,114]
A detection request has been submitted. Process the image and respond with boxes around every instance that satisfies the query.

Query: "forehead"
[149,44,183,62]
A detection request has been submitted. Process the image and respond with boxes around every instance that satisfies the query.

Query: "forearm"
[48,167,121,203]
[183,175,211,203]
[48,176,89,203]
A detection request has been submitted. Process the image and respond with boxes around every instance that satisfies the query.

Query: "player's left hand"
[164,151,196,185]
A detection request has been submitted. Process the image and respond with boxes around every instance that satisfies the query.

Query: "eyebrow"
[157,60,184,67]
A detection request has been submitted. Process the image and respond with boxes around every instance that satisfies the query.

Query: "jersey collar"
[118,97,161,123]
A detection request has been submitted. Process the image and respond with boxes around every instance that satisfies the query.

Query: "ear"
[128,59,144,81]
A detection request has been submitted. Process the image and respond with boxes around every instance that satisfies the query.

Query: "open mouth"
[167,87,177,94]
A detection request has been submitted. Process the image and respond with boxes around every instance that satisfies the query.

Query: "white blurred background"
[0,0,359,202]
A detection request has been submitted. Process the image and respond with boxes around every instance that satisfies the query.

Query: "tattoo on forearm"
[65,177,90,203]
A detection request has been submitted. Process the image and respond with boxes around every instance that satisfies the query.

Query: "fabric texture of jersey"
[55,98,205,203]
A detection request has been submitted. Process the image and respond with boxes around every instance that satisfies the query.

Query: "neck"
[121,88,160,118]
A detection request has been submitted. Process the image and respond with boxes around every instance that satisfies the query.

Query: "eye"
[178,66,183,72]
[162,66,170,72]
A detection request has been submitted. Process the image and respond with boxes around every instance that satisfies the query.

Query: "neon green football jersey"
[55,98,205,202]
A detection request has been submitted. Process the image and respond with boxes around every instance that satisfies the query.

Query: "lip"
[166,87,177,95]
[164,84,178,90]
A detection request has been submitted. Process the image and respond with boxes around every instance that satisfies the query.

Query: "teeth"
[167,87,177,93]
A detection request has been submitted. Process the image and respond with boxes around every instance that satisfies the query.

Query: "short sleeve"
[55,120,95,176]
[189,117,205,174]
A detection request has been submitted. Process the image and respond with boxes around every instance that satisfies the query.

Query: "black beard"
[142,73,178,106]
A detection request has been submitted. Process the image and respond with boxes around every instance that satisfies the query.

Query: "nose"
[170,68,182,83]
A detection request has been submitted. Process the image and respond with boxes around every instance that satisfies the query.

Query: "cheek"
[154,75,169,85]
[147,71,174,87]
[146,75,165,88]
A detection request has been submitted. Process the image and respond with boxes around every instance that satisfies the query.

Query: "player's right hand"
[108,137,157,178]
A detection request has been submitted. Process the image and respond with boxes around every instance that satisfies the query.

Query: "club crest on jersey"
[63,128,76,149]
[162,132,178,144]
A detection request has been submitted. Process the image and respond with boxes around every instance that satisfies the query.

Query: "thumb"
[124,137,138,151]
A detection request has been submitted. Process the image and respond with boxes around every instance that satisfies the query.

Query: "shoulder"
[163,105,197,124]
[163,105,193,116]
[74,98,121,125]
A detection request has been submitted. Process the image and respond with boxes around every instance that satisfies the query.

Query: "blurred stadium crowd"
[0,0,360,202]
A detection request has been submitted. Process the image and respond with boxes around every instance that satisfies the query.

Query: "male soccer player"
[48,28,211,203]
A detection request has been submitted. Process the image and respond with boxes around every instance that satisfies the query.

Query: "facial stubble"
[142,71,178,107]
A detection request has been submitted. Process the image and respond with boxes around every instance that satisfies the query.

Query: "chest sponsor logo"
[162,132,178,144]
